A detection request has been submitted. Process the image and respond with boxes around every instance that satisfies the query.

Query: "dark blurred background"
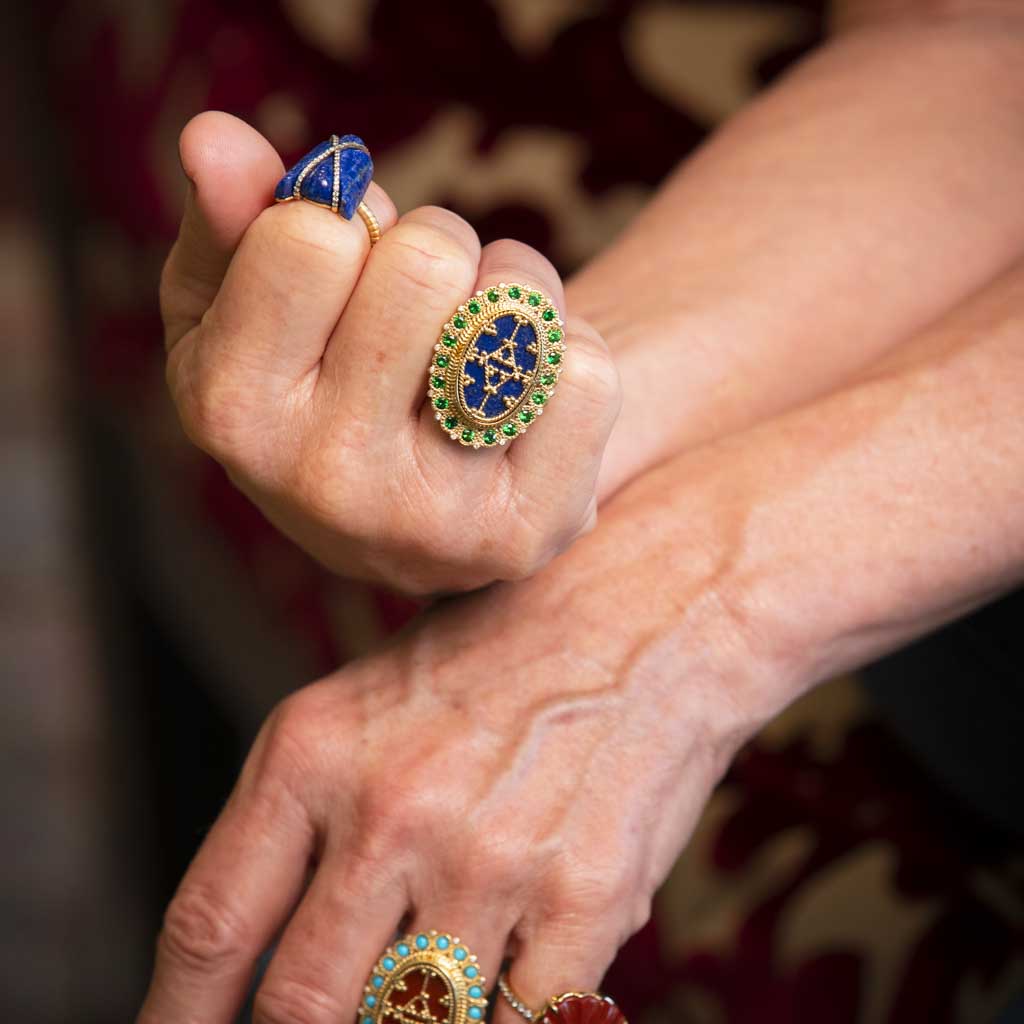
[4,1,1023,1022]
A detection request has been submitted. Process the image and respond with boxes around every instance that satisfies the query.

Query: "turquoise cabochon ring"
[273,133,380,243]
[359,930,488,1024]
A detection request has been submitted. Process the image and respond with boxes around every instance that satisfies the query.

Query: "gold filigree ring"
[428,283,566,448]
[358,930,488,1024]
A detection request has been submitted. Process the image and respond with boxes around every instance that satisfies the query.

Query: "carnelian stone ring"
[498,975,628,1023]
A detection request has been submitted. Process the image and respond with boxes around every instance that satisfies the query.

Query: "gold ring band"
[358,200,382,245]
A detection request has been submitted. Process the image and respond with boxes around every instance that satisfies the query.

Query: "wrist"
[515,456,810,771]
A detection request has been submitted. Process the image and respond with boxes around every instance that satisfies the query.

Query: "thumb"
[161,110,284,350]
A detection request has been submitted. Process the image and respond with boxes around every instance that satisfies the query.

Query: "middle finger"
[252,845,408,1024]
[317,206,481,433]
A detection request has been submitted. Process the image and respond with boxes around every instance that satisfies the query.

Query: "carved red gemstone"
[382,965,455,1023]
[540,994,627,1024]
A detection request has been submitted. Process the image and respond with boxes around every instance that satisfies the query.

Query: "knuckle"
[160,883,248,973]
[628,892,654,937]
[480,238,558,279]
[249,200,365,269]
[564,317,621,410]
[460,831,533,896]
[551,859,635,923]
[403,205,480,258]
[290,439,353,524]
[254,979,343,1024]
[168,350,259,464]
[498,532,553,582]
[384,216,479,298]
[257,691,331,783]
[481,514,556,582]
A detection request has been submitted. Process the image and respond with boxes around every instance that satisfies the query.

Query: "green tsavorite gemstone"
[528,292,541,306]
[468,300,481,314]
[542,309,556,321]
[547,352,561,365]
[519,410,534,424]
[453,316,467,329]
[461,429,475,443]
[532,391,547,405]
[443,335,457,347]
[434,397,449,410]
[444,416,458,430]
[508,286,521,299]
[436,354,449,368]
[547,329,562,342]
[502,423,517,437]
[541,373,555,386]
[487,289,499,302]
[432,376,445,389]
[483,429,497,445]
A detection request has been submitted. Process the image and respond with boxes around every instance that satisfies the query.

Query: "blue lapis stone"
[274,134,373,220]
[460,314,538,421]
[396,943,411,957]
[416,934,430,950]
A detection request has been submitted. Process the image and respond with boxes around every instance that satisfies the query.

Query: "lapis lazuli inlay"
[274,134,373,220]
[459,313,538,422]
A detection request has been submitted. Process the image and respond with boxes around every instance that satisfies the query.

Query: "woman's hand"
[135,524,756,1024]
[161,112,620,595]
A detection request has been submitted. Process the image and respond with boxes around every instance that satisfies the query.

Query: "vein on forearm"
[590,257,1024,729]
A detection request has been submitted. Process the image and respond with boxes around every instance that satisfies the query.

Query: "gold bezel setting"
[429,282,565,448]
[359,930,488,1024]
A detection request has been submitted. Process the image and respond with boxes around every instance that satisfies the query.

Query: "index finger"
[137,779,313,1024]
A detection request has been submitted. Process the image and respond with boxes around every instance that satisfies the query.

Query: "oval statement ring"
[429,283,565,447]
[274,133,380,244]
[358,930,489,1024]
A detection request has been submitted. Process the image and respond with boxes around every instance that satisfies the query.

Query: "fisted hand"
[161,112,620,595]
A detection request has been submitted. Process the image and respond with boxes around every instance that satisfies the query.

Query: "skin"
[142,1,1024,1022]
[163,130,620,596]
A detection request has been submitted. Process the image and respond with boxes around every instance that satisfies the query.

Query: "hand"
[135,520,753,1024]
[161,112,621,595]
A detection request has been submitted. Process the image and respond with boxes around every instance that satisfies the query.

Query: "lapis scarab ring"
[358,930,488,1024]
[274,134,380,244]
[429,283,565,447]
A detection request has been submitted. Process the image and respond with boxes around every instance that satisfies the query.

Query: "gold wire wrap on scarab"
[428,283,565,448]
[273,133,379,245]
[358,931,488,1024]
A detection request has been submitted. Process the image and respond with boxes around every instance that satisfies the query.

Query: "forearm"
[549,257,1024,744]
[569,6,1024,497]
